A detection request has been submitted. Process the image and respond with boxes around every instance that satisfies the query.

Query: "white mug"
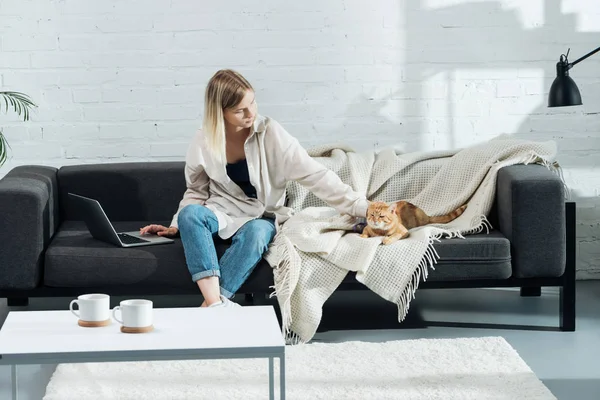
[69,294,110,322]
[112,299,153,328]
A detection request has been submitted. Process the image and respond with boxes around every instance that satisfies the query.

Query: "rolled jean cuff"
[191,269,220,282]
[220,287,235,299]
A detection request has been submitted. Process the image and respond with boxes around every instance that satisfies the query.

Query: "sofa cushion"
[45,221,511,293]
[339,230,511,286]
[57,162,186,222]
[44,221,272,293]
[426,230,512,281]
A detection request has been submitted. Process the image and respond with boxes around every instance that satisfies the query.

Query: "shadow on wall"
[405,0,599,163]
[328,0,599,162]
[406,1,598,154]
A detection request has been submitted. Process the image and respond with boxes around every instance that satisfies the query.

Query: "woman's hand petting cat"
[139,224,179,238]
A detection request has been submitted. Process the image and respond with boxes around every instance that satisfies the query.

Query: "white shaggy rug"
[44,336,555,400]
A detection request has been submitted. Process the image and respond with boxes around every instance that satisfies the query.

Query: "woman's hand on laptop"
[139,224,179,238]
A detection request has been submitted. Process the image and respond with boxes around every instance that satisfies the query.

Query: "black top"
[226,159,257,199]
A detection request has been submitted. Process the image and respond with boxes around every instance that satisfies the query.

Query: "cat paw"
[359,234,369,239]
[382,237,396,245]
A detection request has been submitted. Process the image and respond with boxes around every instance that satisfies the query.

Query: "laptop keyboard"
[118,233,150,245]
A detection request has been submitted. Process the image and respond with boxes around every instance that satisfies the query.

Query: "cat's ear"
[388,202,397,213]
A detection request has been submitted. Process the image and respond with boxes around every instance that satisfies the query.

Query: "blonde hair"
[203,69,254,164]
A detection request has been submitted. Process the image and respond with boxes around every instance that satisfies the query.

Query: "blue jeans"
[177,204,276,298]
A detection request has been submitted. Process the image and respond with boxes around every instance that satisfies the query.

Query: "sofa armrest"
[0,165,59,290]
[496,164,566,278]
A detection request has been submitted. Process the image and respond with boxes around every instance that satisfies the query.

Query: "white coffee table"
[0,305,286,399]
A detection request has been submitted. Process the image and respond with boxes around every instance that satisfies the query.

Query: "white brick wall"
[1,0,599,277]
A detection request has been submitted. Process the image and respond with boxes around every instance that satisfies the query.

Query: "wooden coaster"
[120,325,154,334]
[78,319,111,328]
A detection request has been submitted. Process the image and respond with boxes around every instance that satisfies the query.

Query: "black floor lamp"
[548,46,600,107]
[545,47,593,331]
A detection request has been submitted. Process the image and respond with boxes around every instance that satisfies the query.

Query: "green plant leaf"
[0,129,10,168]
[0,91,36,169]
[0,91,37,122]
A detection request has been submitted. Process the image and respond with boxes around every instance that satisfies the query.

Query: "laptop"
[68,193,175,248]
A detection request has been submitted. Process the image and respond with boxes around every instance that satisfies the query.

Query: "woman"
[140,69,369,308]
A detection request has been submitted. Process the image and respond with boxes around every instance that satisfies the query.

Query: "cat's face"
[366,201,396,230]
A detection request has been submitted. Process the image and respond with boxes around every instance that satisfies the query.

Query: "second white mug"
[112,299,153,328]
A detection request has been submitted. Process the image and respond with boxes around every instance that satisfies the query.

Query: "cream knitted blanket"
[264,135,560,344]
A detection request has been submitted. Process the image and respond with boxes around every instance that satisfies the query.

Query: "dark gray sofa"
[0,162,576,331]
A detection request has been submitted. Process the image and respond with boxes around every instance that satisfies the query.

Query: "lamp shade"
[548,74,582,107]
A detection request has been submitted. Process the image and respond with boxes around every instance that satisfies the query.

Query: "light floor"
[0,281,598,400]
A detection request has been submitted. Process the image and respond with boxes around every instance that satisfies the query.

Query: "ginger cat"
[360,201,467,245]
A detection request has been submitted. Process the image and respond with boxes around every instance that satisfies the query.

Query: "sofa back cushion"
[56,160,502,225]
[58,162,186,222]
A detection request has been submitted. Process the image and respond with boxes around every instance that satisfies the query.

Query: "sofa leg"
[253,293,269,306]
[560,284,576,331]
[520,287,541,297]
[560,201,576,332]
[7,297,29,307]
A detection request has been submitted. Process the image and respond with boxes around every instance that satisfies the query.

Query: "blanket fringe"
[395,235,439,321]
[547,160,571,201]
[525,152,571,201]
[431,214,492,240]
[282,330,307,345]
[464,214,492,235]
[267,232,300,340]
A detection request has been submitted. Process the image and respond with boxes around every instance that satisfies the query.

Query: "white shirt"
[170,115,369,239]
